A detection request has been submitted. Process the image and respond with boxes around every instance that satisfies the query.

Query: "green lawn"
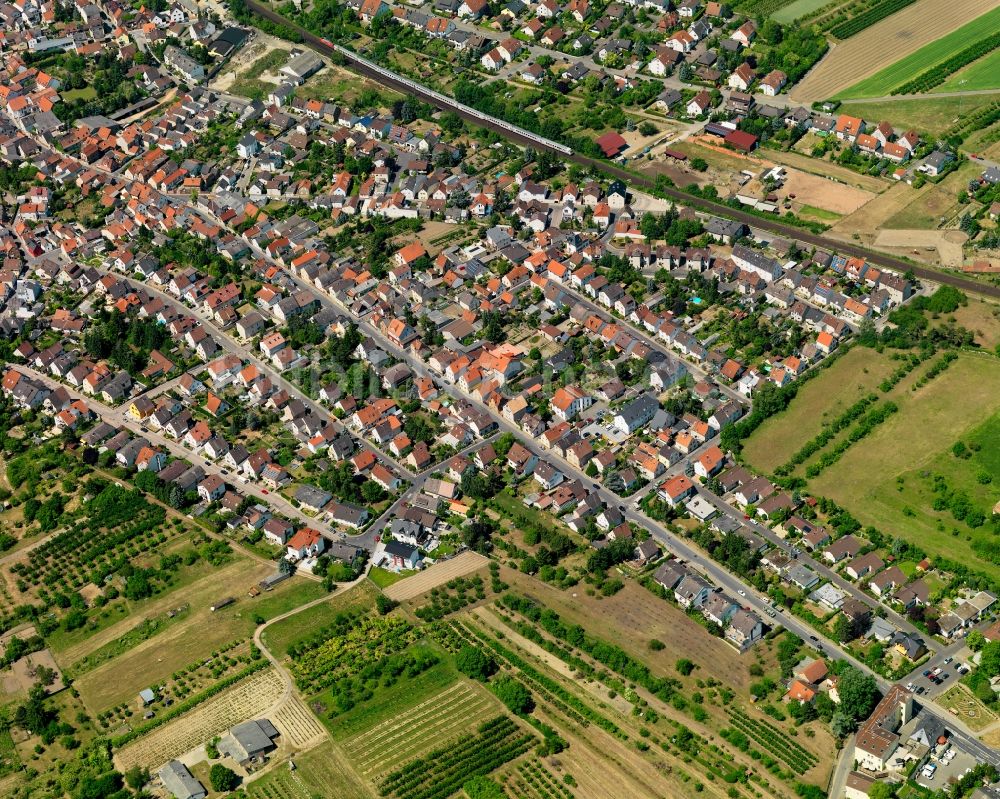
[837,93,1000,139]
[62,87,97,102]
[935,49,1000,93]
[809,353,1000,579]
[771,0,830,23]
[261,581,376,658]
[836,5,1000,98]
[797,204,842,222]
[742,346,898,475]
[368,566,410,589]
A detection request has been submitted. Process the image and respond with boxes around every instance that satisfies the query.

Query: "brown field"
[382,551,489,601]
[500,568,767,696]
[790,0,996,102]
[827,183,921,248]
[271,693,327,748]
[780,168,876,215]
[766,145,888,193]
[874,229,968,268]
[951,296,1000,350]
[114,667,286,771]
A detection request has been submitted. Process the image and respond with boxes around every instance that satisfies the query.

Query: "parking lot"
[906,657,970,699]
[914,745,977,788]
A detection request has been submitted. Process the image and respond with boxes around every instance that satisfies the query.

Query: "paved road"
[691,487,937,652]
[88,261,418,483]
[244,0,1000,303]
[257,225,1000,772]
[552,279,748,406]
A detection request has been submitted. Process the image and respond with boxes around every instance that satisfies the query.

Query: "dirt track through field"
[790,0,995,102]
[383,551,488,601]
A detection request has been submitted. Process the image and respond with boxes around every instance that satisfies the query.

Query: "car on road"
[738,589,746,596]
[809,635,817,641]
[261,488,269,494]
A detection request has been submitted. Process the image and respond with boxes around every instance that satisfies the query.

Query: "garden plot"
[383,551,489,601]
[341,680,501,780]
[246,741,374,799]
[114,667,285,771]
[271,694,327,748]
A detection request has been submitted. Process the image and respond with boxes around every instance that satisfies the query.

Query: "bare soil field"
[669,139,881,213]
[780,168,876,214]
[501,568,765,696]
[874,228,968,268]
[951,297,1000,350]
[271,693,327,748]
[827,182,921,247]
[114,667,285,771]
[766,145,888,193]
[790,0,996,103]
[5,650,64,696]
[383,551,489,601]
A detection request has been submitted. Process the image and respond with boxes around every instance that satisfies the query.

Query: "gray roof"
[159,760,206,799]
[218,719,278,762]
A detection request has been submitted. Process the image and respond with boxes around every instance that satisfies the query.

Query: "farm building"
[724,130,758,152]
[159,760,206,799]
[218,718,280,764]
[596,131,628,158]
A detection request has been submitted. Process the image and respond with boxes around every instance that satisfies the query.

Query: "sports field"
[935,49,1000,92]
[836,5,1000,98]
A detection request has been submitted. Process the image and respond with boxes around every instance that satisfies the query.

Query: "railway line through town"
[243,0,1000,301]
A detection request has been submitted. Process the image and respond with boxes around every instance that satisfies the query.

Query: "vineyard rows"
[379,716,536,799]
[272,694,327,747]
[726,709,818,775]
[115,667,285,770]
[345,683,497,778]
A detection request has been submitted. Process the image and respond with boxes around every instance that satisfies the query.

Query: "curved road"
[244,0,1000,301]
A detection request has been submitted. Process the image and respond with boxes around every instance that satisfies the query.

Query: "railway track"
[244,0,1000,300]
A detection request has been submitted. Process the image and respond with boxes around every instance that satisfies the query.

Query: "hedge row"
[895,32,1000,94]
[830,0,915,38]
[111,661,268,748]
